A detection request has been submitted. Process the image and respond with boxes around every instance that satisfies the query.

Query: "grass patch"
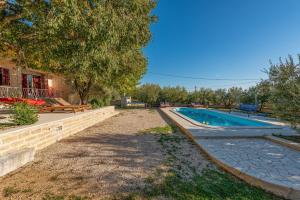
[158,132,182,145]
[69,195,88,200]
[147,109,156,113]
[42,193,89,200]
[22,188,33,193]
[142,169,280,200]
[138,125,177,135]
[43,193,65,200]
[273,134,300,144]
[3,186,20,197]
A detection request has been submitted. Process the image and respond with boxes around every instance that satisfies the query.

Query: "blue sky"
[141,0,300,90]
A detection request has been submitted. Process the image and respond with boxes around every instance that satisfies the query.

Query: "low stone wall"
[0,106,118,176]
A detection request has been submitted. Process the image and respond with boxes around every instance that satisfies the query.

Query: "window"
[22,74,43,89]
[0,68,10,86]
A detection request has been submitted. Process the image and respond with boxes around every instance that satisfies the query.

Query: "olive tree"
[226,87,243,108]
[256,80,271,112]
[214,89,227,106]
[160,86,188,104]
[134,84,161,106]
[189,88,214,105]
[267,55,300,126]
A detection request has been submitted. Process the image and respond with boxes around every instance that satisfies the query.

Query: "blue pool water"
[175,108,271,127]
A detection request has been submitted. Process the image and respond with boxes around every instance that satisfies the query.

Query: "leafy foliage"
[255,80,272,111]
[188,87,214,105]
[10,103,38,125]
[267,55,300,126]
[134,83,161,106]
[133,84,268,108]
[90,98,104,109]
[1,0,156,104]
[226,87,243,107]
[214,88,227,106]
[160,86,188,104]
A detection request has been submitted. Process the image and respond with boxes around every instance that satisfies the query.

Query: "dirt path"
[0,109,211,200]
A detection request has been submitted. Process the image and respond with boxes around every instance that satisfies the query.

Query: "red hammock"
[0,98,46,106]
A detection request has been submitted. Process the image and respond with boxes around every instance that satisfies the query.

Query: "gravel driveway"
[0,109,210,200]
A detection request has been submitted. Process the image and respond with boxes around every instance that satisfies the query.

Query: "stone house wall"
[0,57,77,102]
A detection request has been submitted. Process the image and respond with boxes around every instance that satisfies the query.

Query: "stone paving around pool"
[197,138,300,190]
[160,108,300,199]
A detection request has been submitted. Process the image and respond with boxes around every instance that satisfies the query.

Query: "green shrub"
[90,98,104,109]
[10,103,38,125]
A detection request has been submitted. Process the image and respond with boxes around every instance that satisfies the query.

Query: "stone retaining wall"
[0,106,118,176]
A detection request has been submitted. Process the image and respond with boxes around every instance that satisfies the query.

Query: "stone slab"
[0,148,35,176]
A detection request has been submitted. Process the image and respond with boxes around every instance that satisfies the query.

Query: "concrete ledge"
[171,107,282,129]
[266,136,300,152]
[0,148,35,176]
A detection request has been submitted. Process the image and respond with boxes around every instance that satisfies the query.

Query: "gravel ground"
[0,109,212,200]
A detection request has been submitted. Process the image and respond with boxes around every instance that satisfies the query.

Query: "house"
[0,57,76,102]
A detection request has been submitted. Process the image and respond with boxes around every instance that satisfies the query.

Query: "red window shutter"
[22,74,28,88]
[33,75,42,89]
[0,68,2,85]
[0,68,10,85]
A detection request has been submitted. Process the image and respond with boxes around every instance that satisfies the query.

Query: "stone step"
[0,148,35,177]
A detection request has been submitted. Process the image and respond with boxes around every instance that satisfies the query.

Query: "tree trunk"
[78,91,89,105]
[259,102,265,112]
[74,78,93,105]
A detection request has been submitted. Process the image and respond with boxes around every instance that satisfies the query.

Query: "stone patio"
[197,138,300,190]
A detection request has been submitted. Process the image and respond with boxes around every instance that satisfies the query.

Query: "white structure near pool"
[161,107,300,199]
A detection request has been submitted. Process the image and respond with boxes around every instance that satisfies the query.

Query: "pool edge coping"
[266,136,300,152]
[171,107,284,130]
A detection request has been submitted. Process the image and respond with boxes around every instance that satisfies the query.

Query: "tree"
[240,87,256,104]
[256,80,271,112]
[267,55,300,126]
[134,84,161,106]
[0,1,42,66]
[226,87,243,108]
[214,89,227,106]
[1,0,156,104]
[160,86,188,104]
[189,88,214,105]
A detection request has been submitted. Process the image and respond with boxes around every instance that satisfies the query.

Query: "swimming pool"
[173,107,273,127]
